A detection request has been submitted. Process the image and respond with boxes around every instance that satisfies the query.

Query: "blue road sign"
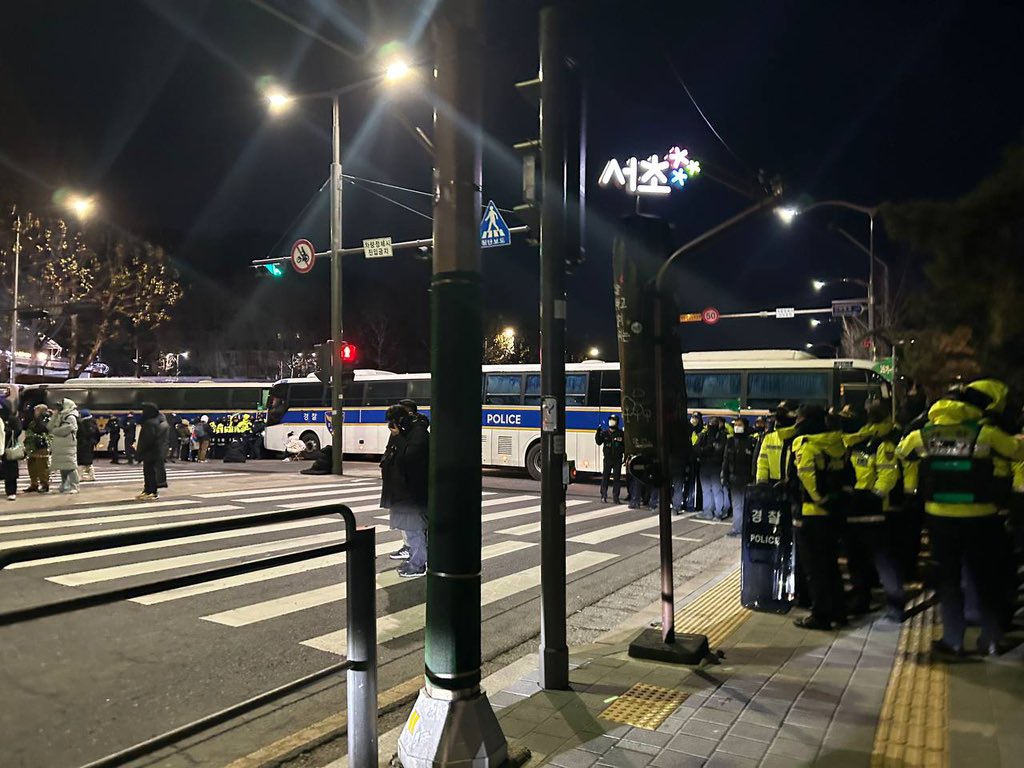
[832,299,865,318]
[480,200,511,248]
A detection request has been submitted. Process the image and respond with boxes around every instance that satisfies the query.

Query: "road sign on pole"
[362,236,393,258]
[832,299,866,318]
[774,306,795,319]
[701,307,720,325]
[480,200,511,248]
[290,239,316,274]
[679,312,702,323]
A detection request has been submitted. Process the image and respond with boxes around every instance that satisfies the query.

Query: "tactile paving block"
[598,683,690,730]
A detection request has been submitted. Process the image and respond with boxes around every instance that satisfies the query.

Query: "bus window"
[89,387,137,410]
[408,379,431,406]
[230,387,268,410]
[524,375,540,406]
[51,388,91,409]
[486,374,523,405]
[600,370,621,408]
[153,388,186,411]
[183,388,225,411]
[566,373,588,406]
[747,371,829,410]
[343,382,366,407]
[686,372,740,409]
[365,380,407,406]
[290,381,330,407]
[267,382,289,426]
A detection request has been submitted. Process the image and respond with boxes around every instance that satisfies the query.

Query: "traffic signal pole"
[538,2,569,691]
[330,94,344,475]
[397,0,508,764]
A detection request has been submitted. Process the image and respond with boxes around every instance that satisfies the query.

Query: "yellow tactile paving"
[870,594,948,768]
[673,568,751,647]
[598,682,691,730]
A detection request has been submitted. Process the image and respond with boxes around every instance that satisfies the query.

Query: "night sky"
[2,0,1022,368]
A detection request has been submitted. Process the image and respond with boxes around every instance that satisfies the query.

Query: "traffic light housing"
[264,263,284,278]
[314,340,358,384]
[338,341,358,366]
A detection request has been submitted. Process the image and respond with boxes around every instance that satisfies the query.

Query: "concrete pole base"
[396,686,508,768]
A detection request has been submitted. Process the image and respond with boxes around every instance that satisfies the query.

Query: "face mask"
[734,425,745,434]
[608,420,618,429]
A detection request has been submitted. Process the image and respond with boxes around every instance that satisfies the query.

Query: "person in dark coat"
[697,416,729,519]
[380,401,429,577]
[135,402,169,499]
[123,414,137,465]
[76,408,100,481]
[107,415,122,464]
[723,417,756,536]
[0,399,22,500]
[595,416,626,503]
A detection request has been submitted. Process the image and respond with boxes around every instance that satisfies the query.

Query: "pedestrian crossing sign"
[480,200,511,248]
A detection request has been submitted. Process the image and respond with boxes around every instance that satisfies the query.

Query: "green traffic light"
[264,264,284,277]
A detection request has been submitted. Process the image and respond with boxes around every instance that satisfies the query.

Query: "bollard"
[346,526,378,767]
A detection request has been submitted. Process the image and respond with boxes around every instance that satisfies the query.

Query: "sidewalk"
[367,566,1023,768]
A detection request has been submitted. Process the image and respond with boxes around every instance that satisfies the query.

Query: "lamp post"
[263,61,412,475]
[776,200,878,359]
[8,194,96,385]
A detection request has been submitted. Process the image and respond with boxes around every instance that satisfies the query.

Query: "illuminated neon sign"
[598,145,701,196]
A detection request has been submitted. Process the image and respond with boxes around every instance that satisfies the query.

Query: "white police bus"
[262,350,889,480]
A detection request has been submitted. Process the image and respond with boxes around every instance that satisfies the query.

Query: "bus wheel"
[300,431,321,453]
[526,442,542,481]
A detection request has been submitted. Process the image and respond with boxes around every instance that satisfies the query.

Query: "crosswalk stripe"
[88,473,247,486]
[201,540,537,627]
[0,506,248,550]
[497,503,630,535]
[639,533,704,542]
[0,503,252,535]
[481,495,536,508]
[0,499,199,523]
[198,482,370,499]
[237,490,382,505]
[302,550,616,655]
[370,499,587,527]
[567,513,694,544]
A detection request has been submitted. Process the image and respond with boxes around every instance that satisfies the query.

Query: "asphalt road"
[0,459,732,768]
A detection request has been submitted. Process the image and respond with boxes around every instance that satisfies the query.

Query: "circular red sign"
[290,239,316,274]
[702,307,720,325]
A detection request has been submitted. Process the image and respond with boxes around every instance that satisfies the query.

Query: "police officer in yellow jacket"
[792,405,851,629]
[897,381,1024,656]
[841,402,906,620]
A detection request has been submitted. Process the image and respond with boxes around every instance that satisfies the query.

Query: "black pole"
[538,2,569,691]
[345,526,377,767]
[653,292,675,644]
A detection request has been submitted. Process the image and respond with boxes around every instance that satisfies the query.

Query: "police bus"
[20,378,272,450]
[262,350,889,480]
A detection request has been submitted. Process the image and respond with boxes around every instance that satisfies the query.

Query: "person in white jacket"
[48,398,80,494]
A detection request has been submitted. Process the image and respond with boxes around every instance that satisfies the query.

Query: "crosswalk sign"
[480,200,511,248]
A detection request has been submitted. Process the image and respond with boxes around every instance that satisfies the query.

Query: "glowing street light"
[774,206,799,225]
[502,327,517,339]
[587,347,600,358]
[66,193,97,220]
[384,57,412,83]
[810,318,821,328]
[812,279,827,292]
[264,86,294,115]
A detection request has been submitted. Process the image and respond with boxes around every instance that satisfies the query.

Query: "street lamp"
[809,318,821,328]
[587,346,600,358]
[501,326,517,339]
[8,193,97,385]
[262,66,414,476]
[775,199,879,359]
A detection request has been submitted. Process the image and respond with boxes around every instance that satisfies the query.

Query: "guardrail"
[0,504,377,768]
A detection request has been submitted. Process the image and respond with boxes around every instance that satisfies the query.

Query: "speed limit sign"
[290,239,316,274]
[701,307,720,325]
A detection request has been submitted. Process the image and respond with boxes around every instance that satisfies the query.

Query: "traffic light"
[264,263,284,277]
[338,341,358,366]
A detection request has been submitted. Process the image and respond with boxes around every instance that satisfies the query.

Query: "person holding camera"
[379,400,430,578]
[595,416,625,504]
[24,404,51,493]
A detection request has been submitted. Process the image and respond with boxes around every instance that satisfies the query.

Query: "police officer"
[123,413,137,465]
[596,416,625,504]
[897,380,1024,656]
[107,415,122,464]
[723,417,756,536]
[842,401,905,620]
[792,405,851,630]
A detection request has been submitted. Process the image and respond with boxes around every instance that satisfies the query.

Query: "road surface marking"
[371,499,587,526]
[0,499,198,523]
[89,471,247,485]
[568,513,693,544]
[201,540,536,626]
[639,533,704,542]
[302,550,616,655]
[0,503,257,535]
[198,482,364,499]
[498,503,630,535]
[237,490,382,505]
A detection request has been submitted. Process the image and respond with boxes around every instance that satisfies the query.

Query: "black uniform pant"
[844,517,905,613]
[928,514,1003,650]
[1,459,18,497]
[109,436,120,461]
[125,440,135,464]
[797,515,846,625]
[600,455,623,501]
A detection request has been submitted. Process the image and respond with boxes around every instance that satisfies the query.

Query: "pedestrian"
[123,414,137,465]
[723,417,756,536]
[380,401,429,578]
[595,415,625,504]
[696,416,728,519]
[195,415,212,463]
[0,399,24,501]
[23,404,51,493]
[135,402,169,500]
[792,405,851,630]
[176,418,192,461]
[48,398,80,494]
[107,414,122,463]
[76,408,100,482]
[899,380,1024,657]
[166,414,180,463]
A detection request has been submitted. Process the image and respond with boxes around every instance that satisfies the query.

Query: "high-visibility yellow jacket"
[793,430,850,517]
[842,420,895,491]
[873,435,902,511]
[897,399,1024,518]
[755,425,797,483]
[1014,459,1024,494]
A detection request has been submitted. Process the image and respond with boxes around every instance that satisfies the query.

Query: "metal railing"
[0,504,377,768]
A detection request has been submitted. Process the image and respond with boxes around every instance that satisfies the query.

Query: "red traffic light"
[338,341,358,365]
